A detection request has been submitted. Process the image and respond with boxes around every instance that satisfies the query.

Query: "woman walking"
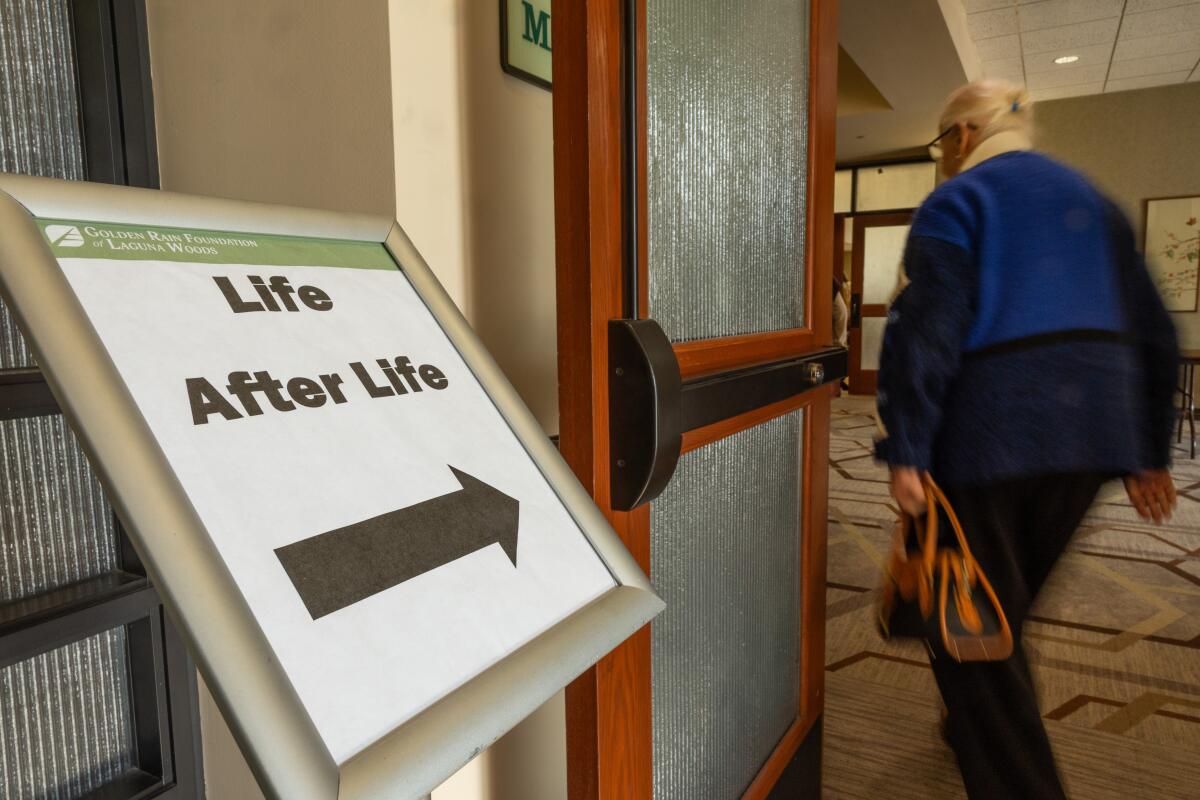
[875,79,1180,798]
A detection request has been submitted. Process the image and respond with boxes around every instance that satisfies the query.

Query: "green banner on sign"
[38,218,397,271]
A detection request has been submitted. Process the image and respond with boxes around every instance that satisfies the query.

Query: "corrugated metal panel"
[650,411,803,799]
[0,415,118,603]
[0,5,137,798]
[0,0,85,368]
[0,629,134,800]
[646,0,810,343]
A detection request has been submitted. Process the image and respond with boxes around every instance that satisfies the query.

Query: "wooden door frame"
[847,211,912,395]
[552,1,838,797]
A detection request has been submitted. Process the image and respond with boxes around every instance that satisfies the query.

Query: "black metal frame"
[499,0,553,91]
[0,2,203,798]
[71,0,160,188]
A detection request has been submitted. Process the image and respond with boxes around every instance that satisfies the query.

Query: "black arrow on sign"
[275,467,519,620]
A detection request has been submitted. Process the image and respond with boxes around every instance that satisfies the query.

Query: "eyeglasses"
[927,122,978,161]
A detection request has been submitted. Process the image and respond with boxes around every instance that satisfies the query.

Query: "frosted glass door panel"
[860,317,887,372]
[646,0,810,342]
[862,225,909,306]
[650,412,803,799]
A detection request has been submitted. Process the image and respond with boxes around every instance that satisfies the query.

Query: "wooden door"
[552,1,839,798]
[848,212,912,394]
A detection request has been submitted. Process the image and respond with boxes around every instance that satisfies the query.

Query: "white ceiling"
[964,0,1200,101]
[837,0,975,160]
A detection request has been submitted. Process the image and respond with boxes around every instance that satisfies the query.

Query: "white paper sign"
[39,218,616,763]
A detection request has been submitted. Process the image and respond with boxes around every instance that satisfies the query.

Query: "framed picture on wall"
[1144,195,1200,312]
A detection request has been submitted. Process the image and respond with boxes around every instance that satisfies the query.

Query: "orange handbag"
[877,474,1013,662]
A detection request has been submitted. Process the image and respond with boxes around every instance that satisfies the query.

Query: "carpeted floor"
[823,394,1200,799]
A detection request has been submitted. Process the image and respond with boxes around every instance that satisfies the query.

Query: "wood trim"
[799,390,831,727]
[804,0,837,366]
[743,0,837,793]
[741,716,818,800]
[734,385,832,800]
[567,507,651,800]
[853,210,914,229]
[674,329,819,379]
[555,3,653,799]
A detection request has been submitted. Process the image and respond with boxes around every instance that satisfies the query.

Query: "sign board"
[0,174,662,799]
[501,0,552,90]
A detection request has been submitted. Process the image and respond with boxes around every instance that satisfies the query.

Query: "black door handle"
[850,293,862,327]
[608,319,849,510]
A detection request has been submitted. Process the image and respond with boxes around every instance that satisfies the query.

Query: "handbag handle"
[922,474,977,564]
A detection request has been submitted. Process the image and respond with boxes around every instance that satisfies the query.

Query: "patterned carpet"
[822,395,1200,799]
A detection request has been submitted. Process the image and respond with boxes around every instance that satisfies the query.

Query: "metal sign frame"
[0,173,663,800]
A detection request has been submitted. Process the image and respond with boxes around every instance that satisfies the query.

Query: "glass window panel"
[647,0,810,343]
[0,628,134,800]
[651,411,803,799]
[861,224,910,306]
[834,169,853,214]
[860,317,887,371]
[0,0,85,368]
[0,415,118,603]
[855,162,935,212]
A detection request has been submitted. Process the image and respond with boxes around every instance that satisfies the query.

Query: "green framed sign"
[500,0,552,90]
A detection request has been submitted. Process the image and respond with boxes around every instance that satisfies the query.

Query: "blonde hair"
[938,79,1033,143]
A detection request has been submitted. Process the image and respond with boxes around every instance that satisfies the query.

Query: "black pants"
[931,472,1106,800]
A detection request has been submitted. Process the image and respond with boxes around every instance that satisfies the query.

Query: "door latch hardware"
[608,319,682,512]
[609,318,849,511]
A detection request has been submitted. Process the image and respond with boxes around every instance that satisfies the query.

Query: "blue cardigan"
[875,150,1179,486]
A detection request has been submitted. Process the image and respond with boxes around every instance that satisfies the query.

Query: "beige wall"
[148,0,564,798]
[1035,82,1200,346]
[149,3,394,798]
[430,1,565,797]
[150,0,395,216]
[459,0,559,434]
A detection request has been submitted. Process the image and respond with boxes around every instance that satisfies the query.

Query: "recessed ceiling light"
[1054,55,1080,64]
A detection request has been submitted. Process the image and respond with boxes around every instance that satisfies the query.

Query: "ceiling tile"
[1029,82,1105,101]
[1106,71,1193,92]
[1026,63,1108,88]
[1120,5,1200,39]
[982,57,1026,78]
[1018,0,1124,32]
[1108,51,1200,79]
[1024,42,1114,73]
[1125,0,1200,14]
[1021,17,1120,54]
[1113,30,1200,60]
[962,0,1012,11]
[976,34,1023,61]
[967,7,1019,39]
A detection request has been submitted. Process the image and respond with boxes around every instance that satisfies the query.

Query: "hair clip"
[1011,101,1020,112]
